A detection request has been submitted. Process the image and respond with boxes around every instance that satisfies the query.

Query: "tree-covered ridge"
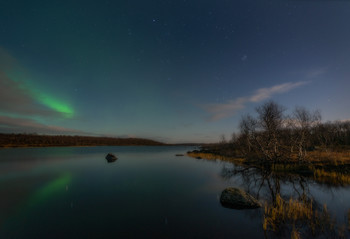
[0,134,164,147]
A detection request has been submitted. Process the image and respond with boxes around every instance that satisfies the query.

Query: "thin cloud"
[204,81,310,121]
[0,48,63,118]
[0,72,59,117]
[0,115,88,135]
[306,68,327,79]
[249,81,309,102]
[204,97,246,121]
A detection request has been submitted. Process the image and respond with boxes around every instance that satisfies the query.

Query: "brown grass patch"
[186,152,245,165]
[263,194,339,238]
[314,169,350,186]
[307,150,350,164]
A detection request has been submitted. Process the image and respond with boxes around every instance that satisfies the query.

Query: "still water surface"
[0,146,349,238]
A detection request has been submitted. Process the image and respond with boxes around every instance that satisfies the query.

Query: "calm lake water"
[0,146,349,238]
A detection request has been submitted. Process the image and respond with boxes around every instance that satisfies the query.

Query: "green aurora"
[27,173,72,208]
[6,70,74,118]
[38,94,74,118]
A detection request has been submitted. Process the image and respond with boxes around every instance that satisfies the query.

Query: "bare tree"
[239,114,257,156]
[292,107,321,161]
[229,132,238,144]
[255,101,286,162]
[239,101,287,162]
[220,134,227,144]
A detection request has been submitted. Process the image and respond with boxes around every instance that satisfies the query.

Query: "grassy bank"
[187,146,350,185]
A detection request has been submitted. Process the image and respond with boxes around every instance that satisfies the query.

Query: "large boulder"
[105,153,118,163]
[220,187,261,209]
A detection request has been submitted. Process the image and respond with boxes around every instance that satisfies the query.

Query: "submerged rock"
[220,187,261,209]
[105,153,118,163]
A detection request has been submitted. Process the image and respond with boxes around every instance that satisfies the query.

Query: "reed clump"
[263,194,340,238]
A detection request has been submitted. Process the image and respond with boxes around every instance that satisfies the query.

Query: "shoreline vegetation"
[187,101,350,238]
[0,133,166,147]
[188,148,350,186]
[188,101,350,185]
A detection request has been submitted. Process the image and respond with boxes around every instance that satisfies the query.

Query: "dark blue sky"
[1,0,349,143]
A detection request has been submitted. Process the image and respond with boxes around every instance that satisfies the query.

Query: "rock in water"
[105,153,117,163]
[220,187,261,209]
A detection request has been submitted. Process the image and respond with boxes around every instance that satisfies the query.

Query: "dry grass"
[188,149,350,166]
[271,163,313,173]
[291,226,301,239]
[307,150,350,165]
[314,169,350,186]
[188,150,350,187]
[263,195,315,233]
[186,152,245,165]
[263,194,341,238]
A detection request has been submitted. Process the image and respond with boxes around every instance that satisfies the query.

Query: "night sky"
[1,0,350,143]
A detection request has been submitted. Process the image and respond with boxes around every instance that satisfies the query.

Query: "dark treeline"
[0,134,165,147]
[220,101,350,163]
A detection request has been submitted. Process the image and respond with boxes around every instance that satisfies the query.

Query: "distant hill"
[0,133,165,147]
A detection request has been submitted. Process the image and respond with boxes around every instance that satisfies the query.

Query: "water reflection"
[27,173,71,207]
[1,146,348,238]
[220,162,350,238]
[0,172,71,227]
